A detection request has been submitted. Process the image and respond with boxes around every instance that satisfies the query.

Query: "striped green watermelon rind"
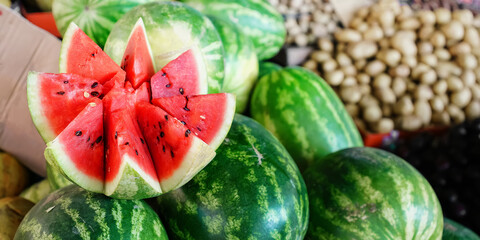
[14,185,168,240]
[209,16,258,113]
[52,0,159,48]
[258,61,282,79]
[104,1,224,93]
[154,114,309,239]
[46,163,72,190]
[303,147,443,240]
[19,179,52,204]
[181,0,286,61]
[250,67,363,171]
[443,218,480,240]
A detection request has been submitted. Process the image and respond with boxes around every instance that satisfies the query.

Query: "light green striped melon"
[250,67,363,171]
[14,185,168,240]
[443,218,480,240]
[19,179,51,204]
[46,162,72,190]
[52,0,160,48]
[303,147,443,240]
[181,0,286,61]
[104,1,225,93]
[209,16,258,113]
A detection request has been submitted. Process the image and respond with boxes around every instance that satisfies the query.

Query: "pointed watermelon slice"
[152,93,236,150]
[151,49,208,99]
[59,22,125,84]
[27,72,105,142]
[136,102,215,192]
[103,88,161,199]
[121,18,156,89]
[44,98,104,193]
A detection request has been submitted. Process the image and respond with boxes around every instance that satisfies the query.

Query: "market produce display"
[0,197,34,239]
[250,66,363,171]
[19,179,51,204]
[303,0,480,133]
[14,185,168,239]
[154,114,309,239]
[303,147,443,239]
[0,152,29,198]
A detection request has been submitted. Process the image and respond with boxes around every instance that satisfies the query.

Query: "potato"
[347,41,378,60]
[372,118,394,133]
[418,10,436,25]
[392,77,407,97]
[365,60,386,77]
[430,31,446,48]
[432,111,451,125]
[419,25,435,40]
[336,52,352,67]
[420,69,437,85]
[433,79,448,95]
[363,25,384,41]
[389,65,410,78]
[378,10,395,27]
[318,38,334,52]
[394,95,415,115]
[430,96,445,112]
[340,86,362,103]
[434,8,452,25]
[420,54,438,67]
[411,63,430,79]
[447,76,464,92]
[311,51,331,63]
[342,65,357,77]
[449,42,472,56]
[402,55,418,68]
[373,73,392,89]
[377,49,402,67]
[357,73,370,84]
[341,76,357,87]
[457,53,478,69]
[451,88,472,108]
[434,48,451,61]
[355,59,367,71]
[397,115,423,131]
[419,42,434,55]
[322,59,338,72]
[335,29,362,42]
[345,104,360,117]
[363,104,382,122]
[400,18,421,30]
[414,100,432,125]
[441,20,465,41]
[466,101,480,120]
[375,87,396,103]
[470,84,480,100]
[325,70,344,86]
[447,104,465,124]
[452,9,474,26]
[414,84,434,100]
[303,60,318,71]
[461,70,476,87]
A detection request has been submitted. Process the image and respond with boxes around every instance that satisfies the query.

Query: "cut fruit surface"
[44,98,104,193]
[151,49,208,99]
[121,18,156,89]
[152,93,236,150]
[59,22,125,84]
[136,102,216,192]
[27,72,105,142]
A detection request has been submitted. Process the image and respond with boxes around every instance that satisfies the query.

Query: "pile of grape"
[382,118,480,233]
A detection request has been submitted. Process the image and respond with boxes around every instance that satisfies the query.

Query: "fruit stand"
[1,0,480,239]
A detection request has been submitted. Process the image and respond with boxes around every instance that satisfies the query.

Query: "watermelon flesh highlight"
[152,93,236,150]
[136,102,216,192]
[121,18,156,89]
[44,98,104,193]
[59,22,125,84]
[151,49,207,99]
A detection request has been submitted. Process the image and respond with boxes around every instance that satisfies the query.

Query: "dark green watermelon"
[303,147,443,240]
[258,61,282,79]
[14,185,168,239]
[443,218,480,240]
[153,114,309,239]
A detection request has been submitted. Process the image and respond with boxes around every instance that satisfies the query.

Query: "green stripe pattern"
[104,1,225,93]
[46,161,72,190]
[210,16,258,113]
[303,147,443,240]
[443,218,480,240]
[258,61,282,79]
[53,0,158,48]
[250,67,363,171]
[154,114,309,239]
[19,179,52,204]
[181,0,286,61]
[14,185,168,240]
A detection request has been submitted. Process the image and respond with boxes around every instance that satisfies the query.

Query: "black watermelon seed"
[135,149,139,156]
[125,142,130,146]
[140,138,144,144]
[87,136,90,142]
[156,136,160,142]
[179,88,184,95]
[63,81,69,84]
[91,53,95,57]
[197,127,202,131]
[181,121,186,125]
[99,94,105,99]
[90,143,95,148]
[160,132,165,138]
[166,84,171,88]
[164,115,168,120]
[162,145,166,152]
[183,107,190,111]
[75,131,82,136]
[95,136,102,144]
[91,82,98,88]
[115,131,118,139]
[170,150,174,158]
[57,91,65,95]
[158,122,162,129]
[91,91,99,97]
[185,129,191,137]
[162,73,166,77]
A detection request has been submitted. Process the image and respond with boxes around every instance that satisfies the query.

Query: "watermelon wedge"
[121,18,156,89]
[44,99,104,193]
[28,21,234,199]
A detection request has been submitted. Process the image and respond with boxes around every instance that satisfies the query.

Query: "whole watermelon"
[53,0,159,48]
[209,16,258,113]
[104,1,225,93]
[258,61,282,78]
[153,114,309,239]
[443,218,480,240]
[304,147,443,240]
[250,67,363,171]
[181,0,285,61]
[14,185,168,240]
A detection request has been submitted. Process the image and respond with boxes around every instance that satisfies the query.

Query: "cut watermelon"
[121,18,156,89]
[136,102,215,192]
[152,93,236,150]
[151,49,208,99]
[44,98,104,193]
[27,72,105,142]
[59,22,125,84]
[29,18,235,199]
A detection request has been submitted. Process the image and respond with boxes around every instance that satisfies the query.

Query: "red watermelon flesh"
[151,49,205,99]
[152,93,236,150]
[121,18,155,89]
[44,98,104,193]
[101,71,126,97]
[59,23,124,84]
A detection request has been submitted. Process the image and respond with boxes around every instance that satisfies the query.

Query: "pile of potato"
[303,0,480,133]
[267,0,341,47]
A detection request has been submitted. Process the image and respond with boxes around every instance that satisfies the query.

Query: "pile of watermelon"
[9,0,480,239]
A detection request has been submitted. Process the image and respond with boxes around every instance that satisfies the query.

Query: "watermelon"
[14,185,168,240]
[181,0,286,61]
[443,218,480,240]
[250,67,363,171]
[28,21,234,199]
[52,0,158,48]
[104,1,224,93]
[153,114,309,239]
[208,16,258,113]
[303,147,443,239]
[258,61,282,78]
[19,179,52,204]
[46,163,72,190]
